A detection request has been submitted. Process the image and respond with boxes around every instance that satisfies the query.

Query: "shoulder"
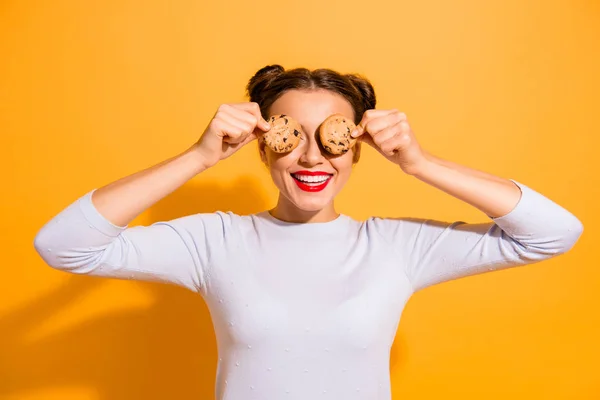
[361,215,422,228]
[359,215,430,242]
[151,210,258,238]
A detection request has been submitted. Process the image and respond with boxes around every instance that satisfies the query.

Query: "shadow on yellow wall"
[1,179,254,398]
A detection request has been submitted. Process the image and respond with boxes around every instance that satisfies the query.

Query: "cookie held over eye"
[319,114,357,155]
[262,114,303,153]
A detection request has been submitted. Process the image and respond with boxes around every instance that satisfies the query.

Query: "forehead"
[268,89,355,128]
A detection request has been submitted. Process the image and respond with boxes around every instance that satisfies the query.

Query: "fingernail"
[263,122,271,130]
[351,129,359,138]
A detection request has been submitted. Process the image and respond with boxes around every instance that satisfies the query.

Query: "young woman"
[34,65,583,399]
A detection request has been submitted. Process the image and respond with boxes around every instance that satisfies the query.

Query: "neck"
[270,194,339,223]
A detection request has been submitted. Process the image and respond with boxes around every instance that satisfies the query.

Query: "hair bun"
[255,64,285,79]
[346,74,376,111]
[246,65,285,102]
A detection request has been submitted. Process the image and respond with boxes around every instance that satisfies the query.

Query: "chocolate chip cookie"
[262,114,303,153]
[319,114,357,155]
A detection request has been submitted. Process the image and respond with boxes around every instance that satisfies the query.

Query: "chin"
[278,182,336,213]
[291,196,332,212]
[290,183,342,213]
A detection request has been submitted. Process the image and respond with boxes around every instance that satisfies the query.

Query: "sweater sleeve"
[33,189,229,294]
[370,180,584,293]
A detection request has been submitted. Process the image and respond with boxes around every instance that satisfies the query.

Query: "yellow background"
[1,0,598,398]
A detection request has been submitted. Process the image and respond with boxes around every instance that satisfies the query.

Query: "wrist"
[185,144,213,173]
[402,151,434,177]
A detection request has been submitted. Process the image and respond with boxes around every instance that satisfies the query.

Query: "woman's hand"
[193,102,271,169]
[351,109,427,175]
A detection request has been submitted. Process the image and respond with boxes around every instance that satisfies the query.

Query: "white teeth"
[292,174,331,184]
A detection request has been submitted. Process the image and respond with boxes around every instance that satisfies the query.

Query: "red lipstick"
[291,170,333,192]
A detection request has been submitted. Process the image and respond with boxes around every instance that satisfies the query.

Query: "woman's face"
[260,89,359,215]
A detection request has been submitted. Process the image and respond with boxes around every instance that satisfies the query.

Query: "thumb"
[358,132,376,148]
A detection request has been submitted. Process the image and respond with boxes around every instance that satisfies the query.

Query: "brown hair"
[246,65,376,124]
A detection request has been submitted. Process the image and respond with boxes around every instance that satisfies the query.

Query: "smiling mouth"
[290,172,333,192]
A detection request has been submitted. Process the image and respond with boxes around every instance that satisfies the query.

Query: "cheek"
[267,151,295,176]
[331,154,354,179]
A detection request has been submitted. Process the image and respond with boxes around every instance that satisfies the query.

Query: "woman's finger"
[221,107,257,133]
[363,111,405,138]
[370,122,399,147]
[378,122,412,156]
[351,109,398,138]
[214,117,246,144]
[231,102,271,131]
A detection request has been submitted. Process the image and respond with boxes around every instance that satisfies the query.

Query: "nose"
[298,132,326,166]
